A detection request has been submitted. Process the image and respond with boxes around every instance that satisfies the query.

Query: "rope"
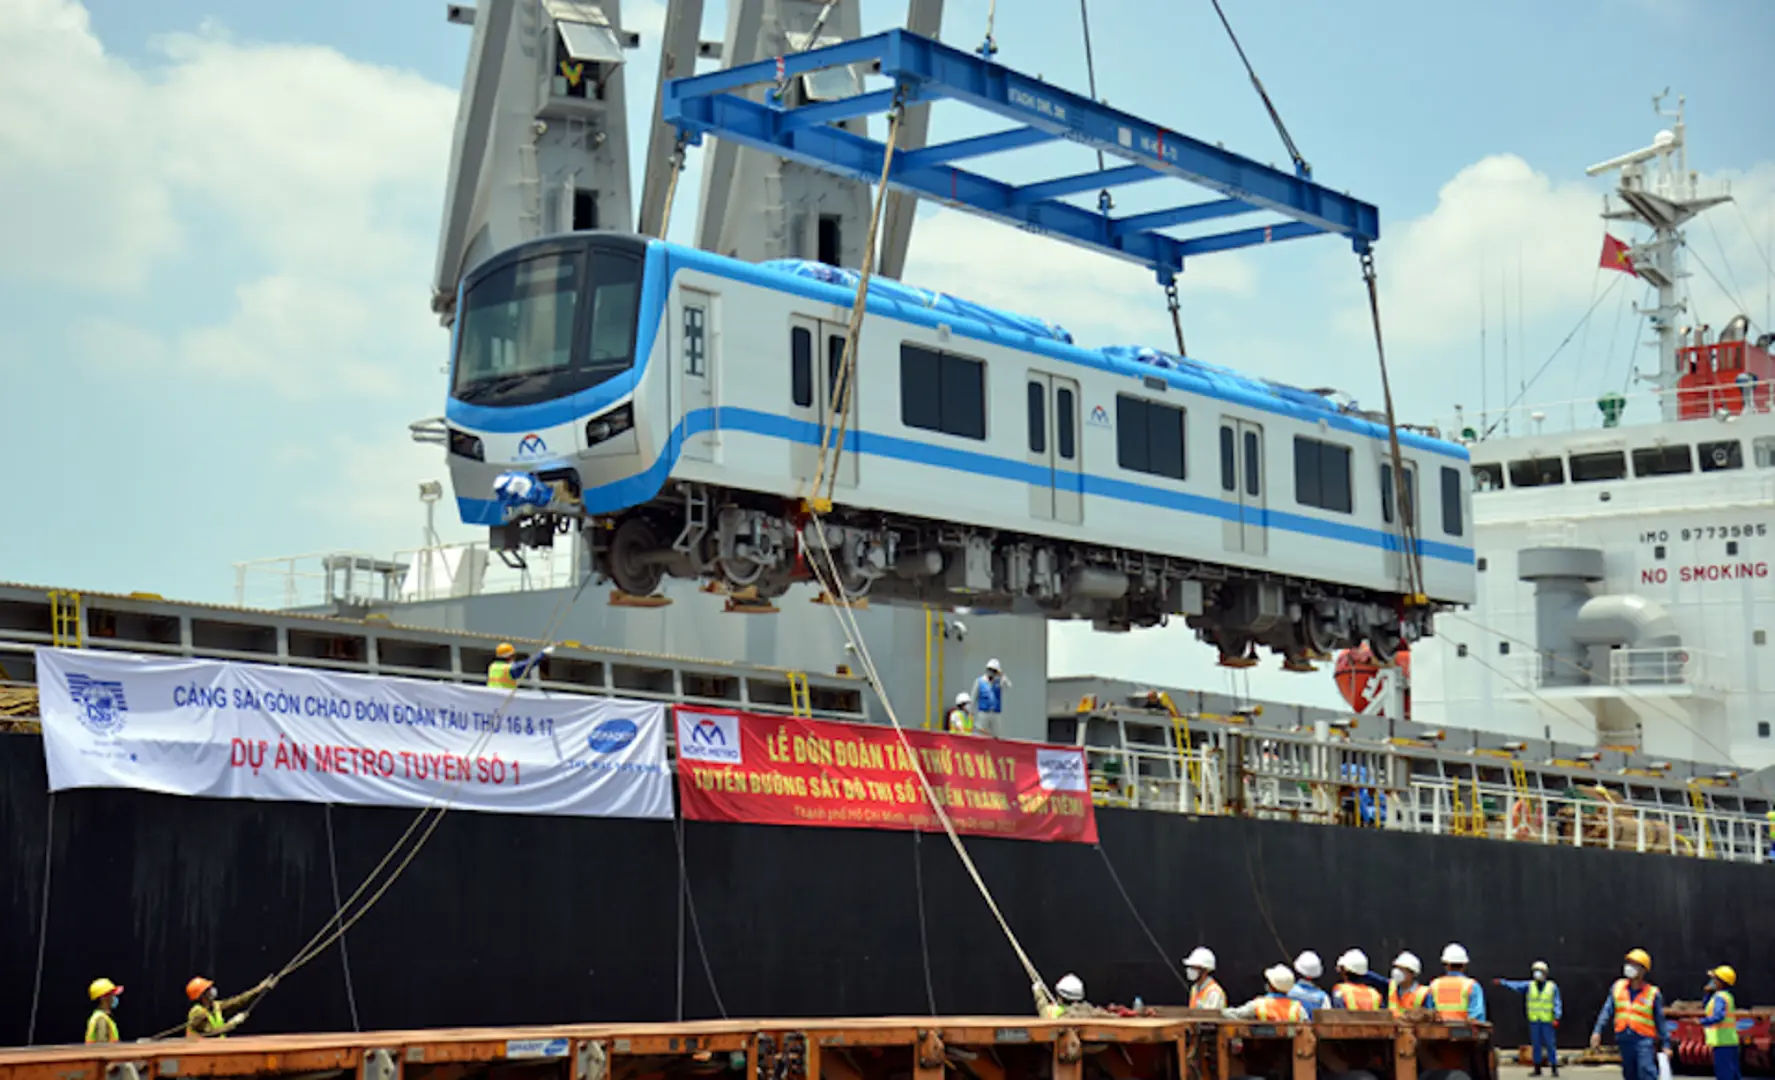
[673,810,728,1018]
[1483,272,1626,436]
[810,90,908,507]
[1165,281,1187,357]
[1360,252,1426,605]
[25,792,54,1046]
[911,829,938,1015]
[1206,0,1308,177]
[322,803,362,1032]
[803,513,1057,1012]
[655,135,690,240]
[1094,843,1191,992]
[977,0,998,58]
[1078,0,1107,180]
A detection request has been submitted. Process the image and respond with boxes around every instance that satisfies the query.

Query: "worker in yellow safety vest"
[1034,973,1109,1018]
[487,642,554,689]
[1701,966,1740,1080]
[1493,960,1562,1076]
[1332,949,1384,1010]
[1591,948,1667,1080]
[1427,943,1486,1021]
[946,692,974,734]
[1225,965,1309,1023]
[1184,947,1226,1009]
[1388,951,1431,1015]
[185,974,276,1038]
[84,978,122,1044]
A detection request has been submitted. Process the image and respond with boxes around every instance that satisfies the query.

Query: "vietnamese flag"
[1600,234,1638,276]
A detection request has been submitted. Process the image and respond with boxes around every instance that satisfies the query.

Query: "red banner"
[674,707,1097,844]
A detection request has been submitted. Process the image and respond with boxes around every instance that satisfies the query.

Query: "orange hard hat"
[496,642,516,658]
[186,976,214,1002]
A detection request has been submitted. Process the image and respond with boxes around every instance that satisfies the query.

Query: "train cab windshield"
[452,238,643,408]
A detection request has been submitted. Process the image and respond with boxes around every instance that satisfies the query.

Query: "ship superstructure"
[1415,96,1775,770]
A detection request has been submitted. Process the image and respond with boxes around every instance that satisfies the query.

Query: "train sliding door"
[676,287,716,461]
[1025,372,1083,525]
[1219,417,1268,555]
[789,316,859,491]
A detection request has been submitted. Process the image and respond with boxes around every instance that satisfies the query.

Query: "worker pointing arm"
[186,975,277,1038]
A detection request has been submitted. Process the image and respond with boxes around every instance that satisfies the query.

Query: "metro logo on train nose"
[516,433,548,458]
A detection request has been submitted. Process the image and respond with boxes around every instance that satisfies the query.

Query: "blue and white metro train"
[441,232,1474,663]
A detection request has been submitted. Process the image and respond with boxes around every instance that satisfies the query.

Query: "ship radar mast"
[1584,91,1732,423]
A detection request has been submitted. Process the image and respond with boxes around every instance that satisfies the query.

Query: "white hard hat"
[1185,947,1217,972]
[1339,949,1370,977]
[1294,950,1323,980]
[955,692,971,706]
[1393,951,1422,975]
[1264,965,1296,993]
[1441,943,1470,966]
[1532,959,1550,973]
[1055,973,1085,1002]
[986,658,1002,671]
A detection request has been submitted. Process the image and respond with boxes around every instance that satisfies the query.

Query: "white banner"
[35,648,672,820]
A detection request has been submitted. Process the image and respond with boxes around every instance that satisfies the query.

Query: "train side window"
[1056,388,1076,460]
[791,327,813,408]
[1219,426,1236,492]
[1027,381,1046,454]
[1699,439,1743,472]
[1380,462,1416,526]
[1569,451,1627,482]
[1631,445,1692,477]
[1116,395,1186,480]
[1440,467,1463,536]
[1294,437,1353,513]
[900,343,985,440]
[1243,430,1260,497]
[1472,463,1504,491]
[1507,457,1564,487]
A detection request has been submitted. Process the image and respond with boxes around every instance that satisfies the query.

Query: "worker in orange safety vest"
[1184,947,1226,1009]
[1225,965,1309,1023]
[1591,948,1668,1080]
[1332,950,1385,1010]
[1427,943,1486,1021]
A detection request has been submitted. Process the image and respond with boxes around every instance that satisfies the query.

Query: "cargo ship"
[3,0,1772,1066]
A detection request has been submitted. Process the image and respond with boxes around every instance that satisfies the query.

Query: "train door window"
[1219,426,1236,492]
[900,343,985,440]
[1056,387,1076,460]
[1294,437,1353,513]
[1380,462,1417,526]
[1755,437,1775,468]
[1027,381,1046,454]
[682,304,706,376]
[1699,439,1743,472]
[1116,395,1186,480]
[1243,429,1260,497]
[1440,467,1463,536]
[1507,457,1564,487]
[1631,445,1692,477]
[1472,463,1504,492]
[1569,451,1626,482]
[791,327,814,407]
[826,333,846,399]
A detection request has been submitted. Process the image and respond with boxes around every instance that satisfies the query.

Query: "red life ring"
[1510,798,1544,841]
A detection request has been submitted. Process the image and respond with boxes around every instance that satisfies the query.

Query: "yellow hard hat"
[496,642,516,658]
[1710,966,1736,987]
[88,977,123,1001]
[1625,948,1652,970]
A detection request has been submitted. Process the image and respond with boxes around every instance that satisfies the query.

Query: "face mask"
[1186,967,1202,983]
[1392,968,1409,983]
[1534,972,1546,982]
[1624,964,1642,979]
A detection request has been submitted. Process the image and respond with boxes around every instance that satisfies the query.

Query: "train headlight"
[447,427,485,461]
[585,403,634,447]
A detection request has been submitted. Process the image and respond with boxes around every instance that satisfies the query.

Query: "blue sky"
[3,0,1771,704]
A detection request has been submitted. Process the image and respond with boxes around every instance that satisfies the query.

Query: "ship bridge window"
[1569,450,1627,483]
[1507,457,1564,487]
[1699,439,1743,472]
[900,344,986,440]
[1116,396,1187,480]
[1294,437,1353,513]
[1755,436,1775,468]
[1472,463,1504,492]
[1631,445,1692,477]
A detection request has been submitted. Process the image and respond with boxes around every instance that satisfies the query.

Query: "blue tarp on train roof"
[1100,344,1350,418]
[760,260,1074,344]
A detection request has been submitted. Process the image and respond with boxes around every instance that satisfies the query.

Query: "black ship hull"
[1,736,1768,1050]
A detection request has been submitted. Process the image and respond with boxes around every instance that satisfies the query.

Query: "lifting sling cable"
[810,90,908,507]
[654,133,690,239]
[150,571,602,1038]
[1077,0,1107,183]
[1361,252,1426,606]
[1207,0,1309,178]
[803,513,1058,1012]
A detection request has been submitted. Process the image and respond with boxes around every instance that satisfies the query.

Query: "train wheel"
[608,517,666,597]
[1302,610,1340,655]
[1368,623,1403,665]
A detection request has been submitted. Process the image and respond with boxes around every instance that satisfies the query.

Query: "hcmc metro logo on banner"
[34,647,673,820]
[674,706,1097,843]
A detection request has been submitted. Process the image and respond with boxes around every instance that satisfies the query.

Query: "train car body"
[441,232,1473,662]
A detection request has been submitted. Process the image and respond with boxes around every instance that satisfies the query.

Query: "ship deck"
[0,1012,1494,1080]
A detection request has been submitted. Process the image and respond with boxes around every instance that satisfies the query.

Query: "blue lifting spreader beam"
[661,29,1379,285]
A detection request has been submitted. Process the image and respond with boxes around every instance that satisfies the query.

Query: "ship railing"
[1234,731,1397,827]
[233,541,579,611]
[1608,647,1708,689]
[1404,779,1770,863]
[1082,742,1221,815]
[1504,647,1714,692]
